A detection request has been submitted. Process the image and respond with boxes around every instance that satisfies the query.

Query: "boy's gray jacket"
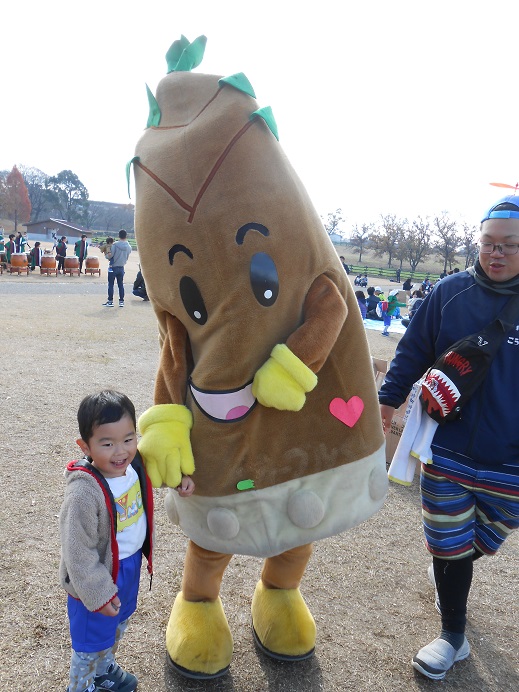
[59,453,153,612]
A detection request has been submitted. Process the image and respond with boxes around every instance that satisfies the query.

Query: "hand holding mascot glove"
[138,404,195,488]
[252,344,318,411]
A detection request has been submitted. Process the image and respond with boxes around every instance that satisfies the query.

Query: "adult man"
[339,255,350,274]
[132,266,149,301]
[379,195,519,680]
[74,234,88,273]
[103,230,132,307]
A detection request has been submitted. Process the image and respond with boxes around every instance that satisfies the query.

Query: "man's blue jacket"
[378,271,519,467]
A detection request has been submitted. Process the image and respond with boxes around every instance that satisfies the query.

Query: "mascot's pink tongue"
[189,382,255,422]
[226,406,250,420]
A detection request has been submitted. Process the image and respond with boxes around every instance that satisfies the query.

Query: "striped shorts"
[420,451,519,559]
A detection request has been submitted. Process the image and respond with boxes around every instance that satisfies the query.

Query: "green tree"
[3,165,32,231]
[46,170,89,224]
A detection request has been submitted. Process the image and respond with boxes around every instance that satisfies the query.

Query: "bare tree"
[404,216,433,272]
[19,166,52,221]
[460,222,479,268]
[83,202,104,231]
[349,223,373,262]
[433,212,462,273]
[370,214,406,268]
[321,208,346,239]
[0,173,6,217]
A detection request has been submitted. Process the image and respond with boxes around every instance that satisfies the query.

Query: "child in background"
[381,289,406,337]
[59,390,194,692]
[56,236,68,274]
[355,290,367,319]
[29,241,43,271]
[99,237,114,262]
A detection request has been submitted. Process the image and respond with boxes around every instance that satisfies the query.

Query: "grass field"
[333,242,469,280]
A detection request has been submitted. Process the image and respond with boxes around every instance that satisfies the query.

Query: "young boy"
[380,289,406,336]
[99,237,114,259]
[60,390,194,692]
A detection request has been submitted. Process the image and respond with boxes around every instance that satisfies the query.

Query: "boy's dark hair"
[118,229,127,239]
[367,286,375,296]
[35,241,41,247]
[78,390,136,443]
[106,236,114,244]
[9,234,15,239]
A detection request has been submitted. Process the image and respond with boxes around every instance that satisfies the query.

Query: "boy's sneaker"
[119,300,124,307]
[103,301,114,307]
[412,635,470,680]
[94,662,137,691]
[427,563,441,614]
[381,331,389,337]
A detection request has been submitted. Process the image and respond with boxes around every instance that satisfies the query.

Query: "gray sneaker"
[412,635,470,680]
[119,300,124,307]
[94,662,137,691]
[102,301,114,307]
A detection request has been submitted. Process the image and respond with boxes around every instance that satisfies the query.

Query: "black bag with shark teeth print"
[420,294,519,425]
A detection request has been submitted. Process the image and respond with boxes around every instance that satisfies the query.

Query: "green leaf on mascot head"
[166,35,190,68]
[250,106,279,141]
[219,73,256,98]
[166,35,207,73]
[145,84,161,128]
[126,156,140,198]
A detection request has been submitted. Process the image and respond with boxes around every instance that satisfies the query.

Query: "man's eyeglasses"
[479,242,519,255]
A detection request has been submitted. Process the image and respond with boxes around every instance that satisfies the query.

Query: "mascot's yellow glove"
[252,344,318,411]
[137,404,194,489]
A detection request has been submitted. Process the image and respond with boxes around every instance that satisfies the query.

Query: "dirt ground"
[0,248,517,691]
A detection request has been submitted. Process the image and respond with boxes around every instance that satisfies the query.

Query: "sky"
[2,0,519,234]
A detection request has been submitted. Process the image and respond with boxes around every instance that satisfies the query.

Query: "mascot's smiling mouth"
[189,379,257,422]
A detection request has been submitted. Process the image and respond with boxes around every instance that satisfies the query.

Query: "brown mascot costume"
[132,35,388,679]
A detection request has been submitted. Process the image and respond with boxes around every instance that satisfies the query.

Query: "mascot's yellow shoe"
[166,592,233,679]
[251,581,316,660]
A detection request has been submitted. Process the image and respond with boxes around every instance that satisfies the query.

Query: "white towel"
[387,386,438,486]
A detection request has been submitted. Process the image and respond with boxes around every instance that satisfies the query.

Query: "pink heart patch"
[329,396,364,427]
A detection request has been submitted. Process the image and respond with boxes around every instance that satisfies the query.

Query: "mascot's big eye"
[250,252,279,307]
[180,276,207,325]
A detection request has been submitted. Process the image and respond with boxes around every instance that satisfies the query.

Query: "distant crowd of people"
[0,228,148,304]
[339,256,464,336]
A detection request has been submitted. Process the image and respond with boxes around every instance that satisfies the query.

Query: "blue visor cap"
[481,195,519,222]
